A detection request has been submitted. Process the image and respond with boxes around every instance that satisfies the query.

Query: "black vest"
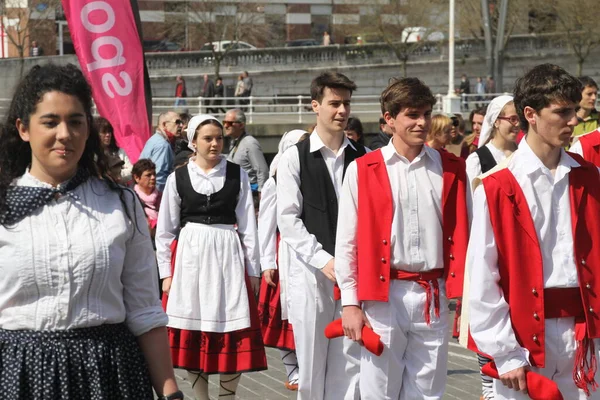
[475,145,497,174]
[175,161,240,226]
[297,138,366,255]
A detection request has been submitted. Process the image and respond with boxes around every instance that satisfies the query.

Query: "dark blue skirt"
[0,323,153,399]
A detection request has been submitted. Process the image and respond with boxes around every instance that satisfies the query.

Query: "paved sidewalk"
[175,309,482,399]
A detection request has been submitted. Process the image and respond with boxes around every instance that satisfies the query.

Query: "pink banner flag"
[62,0,151,163]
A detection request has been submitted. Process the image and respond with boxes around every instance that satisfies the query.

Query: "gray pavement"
[174,310,483,399]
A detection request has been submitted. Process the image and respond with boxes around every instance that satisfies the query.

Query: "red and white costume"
[570,128,600,167]
[469,138,600,399]
[336,141,470,399]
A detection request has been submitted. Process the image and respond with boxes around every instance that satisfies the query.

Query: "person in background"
[464,95,518,400]
[213,77,227,115]
[464,107,486,153]
[426,114,453,150]
[572,76,598,139]
[95,116,133,184]
[140,111,178,192]
[0,63,180,399]
[446,114,470,158]
[174,113,193,168]
[29,40,44,57]
[156,114,266,400]
[133,159,161,237]
[369,116,393,150]
[344,116,365,146]
[174,76,187,108]
[241,71,253,111]
[106,154,125,185]
[223,108,269,198]
[323,31,331,46]
[201,74,216,114]
[475,77,486,108]
[459,74,471,111]
[234,74,245,107]
[257,129,308,392]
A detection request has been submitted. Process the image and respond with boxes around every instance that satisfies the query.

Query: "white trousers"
[360,280,449,400]
[287,260,361,400]
[494,317,600,400]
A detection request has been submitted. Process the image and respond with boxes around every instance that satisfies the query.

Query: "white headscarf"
[185,114,223,151]
[269,129,308,176]
[478,95,514,148]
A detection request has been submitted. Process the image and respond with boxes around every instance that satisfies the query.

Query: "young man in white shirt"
[469,63,600,399]
[277,72,366,400]
[336,77,470,399]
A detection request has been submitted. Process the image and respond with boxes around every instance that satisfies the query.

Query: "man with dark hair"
[224,108,269,197]
[369,117,393,150]
[469,64,600,399]
[572,76,598,138]
[571,77,600,165]
[277,71,365,400]
[337,77,469,398]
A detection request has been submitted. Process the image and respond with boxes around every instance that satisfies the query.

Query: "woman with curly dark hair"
[95,116,133,183]
[0,64,181,400]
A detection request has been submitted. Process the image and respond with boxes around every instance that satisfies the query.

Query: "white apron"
[166,222,251,333]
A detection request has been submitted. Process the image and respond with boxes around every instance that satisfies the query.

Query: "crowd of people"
[0,61,599,400]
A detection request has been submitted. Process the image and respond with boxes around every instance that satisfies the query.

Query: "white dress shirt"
[336,140,449,307]
[466,142,509,193]
[155,157,259,279]
[469,138,582,375]
[258,177,277,272]
[0,173,167,336]
[277,131,356,270]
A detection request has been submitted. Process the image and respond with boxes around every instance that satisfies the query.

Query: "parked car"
[285,39,321,47]
[401,27,445,43]
[143,40,182,52]
[200,41,257,52]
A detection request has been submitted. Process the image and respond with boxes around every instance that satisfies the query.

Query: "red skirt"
[162,238,268,374]
[257,270,296,351]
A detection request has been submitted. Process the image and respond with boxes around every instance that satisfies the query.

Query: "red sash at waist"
[391,268,445,325]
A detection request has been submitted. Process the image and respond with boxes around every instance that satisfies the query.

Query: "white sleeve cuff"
[158,263,171,279]
[260,257,278,272]
[494,348,531,376]
[310,250,333,270]
[126,305,169,336]
[341,289,359,307]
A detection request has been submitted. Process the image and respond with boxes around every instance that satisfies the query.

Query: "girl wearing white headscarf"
[463,96,519,400]
[257,129,307,391]
[465,95,520,193]
[156,115,267,400]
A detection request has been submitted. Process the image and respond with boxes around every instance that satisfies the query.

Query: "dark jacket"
[369,131,391,150]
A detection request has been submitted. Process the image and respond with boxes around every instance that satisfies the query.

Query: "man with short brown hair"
[337,77,470,398]
[277,71,365,400]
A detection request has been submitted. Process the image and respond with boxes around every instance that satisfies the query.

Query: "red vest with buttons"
[578,129,600,167]
[355,148,469,302]
[477,154,600,368]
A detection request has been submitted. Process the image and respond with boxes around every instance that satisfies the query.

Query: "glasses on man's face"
[222,120,239,127]
[497,116,520,126]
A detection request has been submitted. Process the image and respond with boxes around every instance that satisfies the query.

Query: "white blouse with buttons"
[0,173,167,336]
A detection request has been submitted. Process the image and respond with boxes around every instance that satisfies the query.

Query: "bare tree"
[457,0,525,91]
[155,1,271,78]
[366,0,446,78]
[537,0,600,76]
[1,0,59,59]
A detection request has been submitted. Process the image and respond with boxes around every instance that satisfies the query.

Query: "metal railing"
[0,93,597,126]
